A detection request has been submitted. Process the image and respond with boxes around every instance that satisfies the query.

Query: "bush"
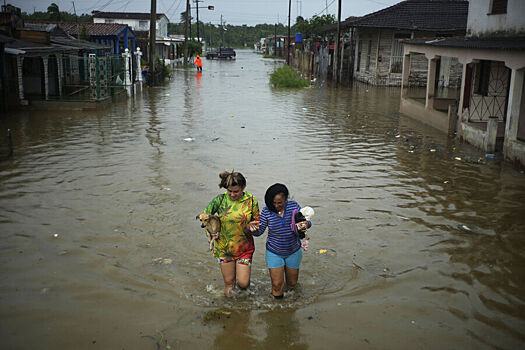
[270,65,309,88]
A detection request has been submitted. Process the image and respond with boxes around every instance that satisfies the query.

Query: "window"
[366,39,372,72]
[139,20,148,28]
[104,19,114,23]
[474,60,491,96]
[390,33,411,73]
[490,0,507,14]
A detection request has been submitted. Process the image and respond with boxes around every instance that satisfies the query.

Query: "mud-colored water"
[1,50,524,349]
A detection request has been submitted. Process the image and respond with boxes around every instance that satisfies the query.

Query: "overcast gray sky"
[11,0,400,26]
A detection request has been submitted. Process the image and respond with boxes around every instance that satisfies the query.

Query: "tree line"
[21,3,336,47]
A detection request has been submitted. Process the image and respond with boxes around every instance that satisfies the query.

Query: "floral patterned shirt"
[204,191,260,260]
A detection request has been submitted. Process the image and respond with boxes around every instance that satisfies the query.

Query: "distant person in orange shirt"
[193,55,202,72]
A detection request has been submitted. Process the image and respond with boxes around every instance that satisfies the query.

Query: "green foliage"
[185,40,202,56]
[80,25,89,41]
[270,66,309,88]
[22,10,91,22]
[167,22,288,48]
[47,3,60,21]
[292,14,336,39]
[155,57,172,80]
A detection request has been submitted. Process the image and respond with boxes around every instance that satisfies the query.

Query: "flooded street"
[1,50,525,349]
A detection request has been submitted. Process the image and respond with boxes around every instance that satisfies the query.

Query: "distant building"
[92,11,169,37]
[92,11,170,61]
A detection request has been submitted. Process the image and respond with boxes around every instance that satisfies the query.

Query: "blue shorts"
[265,248,302,269]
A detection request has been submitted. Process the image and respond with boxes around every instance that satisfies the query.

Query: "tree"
[47,3,61,21]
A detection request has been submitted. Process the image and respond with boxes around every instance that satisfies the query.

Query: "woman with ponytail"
[203,170,260,296]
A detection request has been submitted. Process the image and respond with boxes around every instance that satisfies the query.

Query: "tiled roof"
[334,0,468,32]
[406,36,525,50]
[60,22,131,37]
[92,11,167,20]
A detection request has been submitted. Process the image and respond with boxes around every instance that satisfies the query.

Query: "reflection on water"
[1,50,524,349]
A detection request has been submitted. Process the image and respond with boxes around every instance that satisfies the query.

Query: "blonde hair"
[218,170,246,189]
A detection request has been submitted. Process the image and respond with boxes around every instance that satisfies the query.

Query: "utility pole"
[195,0,200,42]
[333,0,341,84]
[287,0,291,65]
[274,23,277,57]
[184,0,190,64]
[149,0,156,85]
[221,15,224,46]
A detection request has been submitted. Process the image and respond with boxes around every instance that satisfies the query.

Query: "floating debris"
[152,257,173,265]
[486,154,496,159]
[455,157,462,161]
[183,137,194,142]
[319,249,327,254]
[53,233,59,238]
[430,149,436,152]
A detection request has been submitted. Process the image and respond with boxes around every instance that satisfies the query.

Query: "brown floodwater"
[1,50,524,349]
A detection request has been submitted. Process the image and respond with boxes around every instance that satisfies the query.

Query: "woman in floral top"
[204,171,260,296]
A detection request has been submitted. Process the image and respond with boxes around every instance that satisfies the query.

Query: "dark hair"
[264,183,289,213]
[218,170,246,189]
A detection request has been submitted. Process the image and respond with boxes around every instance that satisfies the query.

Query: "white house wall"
[467,0,525,37]
[93,17,168,36]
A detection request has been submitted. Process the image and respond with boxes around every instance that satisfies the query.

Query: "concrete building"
[400,0,525,166]
[349,0,468,86]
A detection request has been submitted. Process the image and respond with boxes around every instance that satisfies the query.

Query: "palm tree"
[47,3,61,21]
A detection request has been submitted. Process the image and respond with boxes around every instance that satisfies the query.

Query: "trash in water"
[455,157,462,161]
[395,135,401,138]
[211,137,220,141]
[444,180,449,184]
[152,257,173,265]
[58,250,69,255]
[319,249,327,254]
[230,115,234,118]
[458,224,471,232]
[486,154,496,158]
[53,233,59,238]
[302,108,307,112]
[183,138,194,142]
[430,149,436,152]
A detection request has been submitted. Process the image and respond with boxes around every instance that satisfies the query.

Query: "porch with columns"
[400,41,525,165]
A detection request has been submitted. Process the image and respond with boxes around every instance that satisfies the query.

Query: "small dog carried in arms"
[196,213,221,251]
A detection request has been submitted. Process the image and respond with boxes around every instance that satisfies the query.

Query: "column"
[426,56,438,110]
[485,116,498,152]
[56,54,63,96]
[42,55,49,100]
[135,47,143,82]
[122,48,131,86]
[16,55,24,101]
[401,53,411,98]
[504,68,525,142]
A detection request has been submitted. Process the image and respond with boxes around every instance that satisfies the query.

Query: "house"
[348,0,468,86]
[91,11,170,62]
[400,0,525,166]
[59,22,135,54]
[92,11,169,37]
[0,5,135,111]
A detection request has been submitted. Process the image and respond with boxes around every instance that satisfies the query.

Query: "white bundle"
[300,206,315,221]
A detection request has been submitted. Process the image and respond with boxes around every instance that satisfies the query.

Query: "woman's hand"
[247,221,260,232]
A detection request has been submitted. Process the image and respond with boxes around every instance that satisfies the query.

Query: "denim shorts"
[265,248,302,269]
